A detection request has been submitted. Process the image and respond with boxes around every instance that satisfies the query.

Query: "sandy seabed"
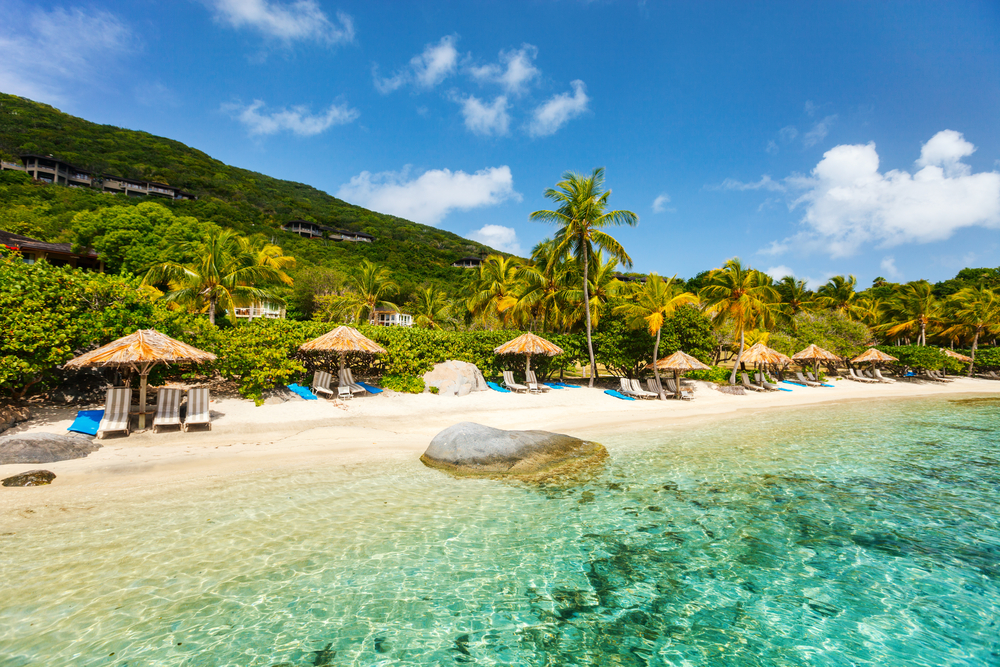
[2,375,999,524]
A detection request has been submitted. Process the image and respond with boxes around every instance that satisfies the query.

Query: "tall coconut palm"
[530,168,637,386]
[347,259,399,325]
[885,280,941,346]
[563,251,622,332]
[466,254,520,327]
[816,275,861,317]
[943,286,1000,374]
[408,285,452,330]
[699,258,779,384]
[775,276,815,324]
[143,229,292,325]
[614,274,697,398]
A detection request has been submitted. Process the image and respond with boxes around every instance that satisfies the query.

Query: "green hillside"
[0,93,496,301]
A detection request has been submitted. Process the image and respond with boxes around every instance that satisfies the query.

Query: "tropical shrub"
[970,347,1000,370]
[381,374,426,394]
[875,345,963,374]
[594,302,715,378]
[769,311,872,360]
[685,365,731,384]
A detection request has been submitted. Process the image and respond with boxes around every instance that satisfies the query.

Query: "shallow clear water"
[2,396,999,666]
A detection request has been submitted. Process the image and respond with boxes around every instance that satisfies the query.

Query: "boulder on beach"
[0,406,31,435]
[420,422,606,479]
[3,470,56,487]
[0,432,101,465]
[422,360,487,397]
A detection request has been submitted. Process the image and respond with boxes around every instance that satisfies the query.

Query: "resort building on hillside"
[280,219,374,243]
[372,308,412,327]
[0,229,103,271]
[0,154,195,200]
[231,301,286,320]
[452,256,483,269]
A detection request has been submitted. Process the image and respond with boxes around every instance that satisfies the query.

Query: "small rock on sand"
[2,470,56,487]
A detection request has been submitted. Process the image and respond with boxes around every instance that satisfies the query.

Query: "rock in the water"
[421,422,606,478]
[422,360,488,397]
[2,470,56,487]
[0,433,101,465]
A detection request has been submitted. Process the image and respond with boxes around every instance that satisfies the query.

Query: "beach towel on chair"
[487,381,511,393]
[287,384,318,400]
[68,409,103,436]
[357,381,383,394]
[604,389,636,401]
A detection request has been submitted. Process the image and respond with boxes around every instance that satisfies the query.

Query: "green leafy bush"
[970,346,1000,370]
[875,345,963,374]
[381,374,425,394]
[685,365,731,384]
[769,311,872,360]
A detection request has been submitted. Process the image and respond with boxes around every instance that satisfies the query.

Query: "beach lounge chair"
[184,387,211,431]
[619,377,640,398]
[152,388,183,433]
[526,370,550,392]
[921,370,948,383]
[873,368,896,383]
[795,372,822,387]
[975,370,1000,380]
[311,370,335,398]
[629,378,658,399]
[739,372,766,392]
[646,378,667,399]
[665,377,694,400]
[849,368,877,383]
[97,386,132,439]
[932,370,953,382]
[340,368,367,396]
[754,372,781,391]
[502,371,529,393]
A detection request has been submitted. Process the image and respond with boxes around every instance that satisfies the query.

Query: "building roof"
[453,256,483,263]
[281,220,375,240]
[20,154,92,174]
[0,230,99,258]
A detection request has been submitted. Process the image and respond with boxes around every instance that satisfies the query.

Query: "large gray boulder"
[422,360,487,397]
[0,432,101,465]
[421,422,606,479]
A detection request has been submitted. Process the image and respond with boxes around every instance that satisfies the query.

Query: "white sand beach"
[3,375,999,523]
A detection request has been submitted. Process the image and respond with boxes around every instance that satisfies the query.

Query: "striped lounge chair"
[97,386,132,439]
[526,370,550,392]
[184,387,211,432]
[152,388,183,433]
[503,371,529,393]
[311,370,335,398]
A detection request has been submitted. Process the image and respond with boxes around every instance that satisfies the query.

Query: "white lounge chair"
[629,378,658,399]
[152,388,183,433]
[312,370,335,398]
[339,368,366,396]
[526,370,550,392]
[97,386,132,439]
[755,372,780,391]
[739,372,766,392]
[665,377,694,400]
[184,387,211,431]
[503,370,529,393]
[872,368,895,383]
[795,372,822,387]
[849,368,878,383]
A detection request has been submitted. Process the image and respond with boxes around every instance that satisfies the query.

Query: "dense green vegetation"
[0,93,494,299]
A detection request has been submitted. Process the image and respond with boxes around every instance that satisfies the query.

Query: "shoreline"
[2,376,999,524]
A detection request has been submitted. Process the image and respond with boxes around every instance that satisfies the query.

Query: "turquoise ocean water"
[1,396,999,666]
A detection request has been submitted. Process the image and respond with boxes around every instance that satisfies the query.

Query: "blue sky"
[2,0,999,286]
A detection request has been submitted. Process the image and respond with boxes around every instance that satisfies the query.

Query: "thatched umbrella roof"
[792,344,841,363]
[740,342,791,366]
[494,332,563,357]
[65,329,216,431]
[299,326,387,354]
[494,332,562,374]
[852,348,898,364]
[65,329,216,368]
[299,325,387,373]
[941,348,973,362]
[646,350,710,372]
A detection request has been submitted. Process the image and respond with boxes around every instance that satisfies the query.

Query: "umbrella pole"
[674,370,681,400]
[526,353,531,375]
[137,362,152,430]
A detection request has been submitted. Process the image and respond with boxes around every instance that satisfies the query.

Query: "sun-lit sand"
[2,375,999,522]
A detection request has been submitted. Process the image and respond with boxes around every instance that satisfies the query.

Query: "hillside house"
[231,301,286,320]
[281,220,375,243]
[372,308,412,327]
[452,256,483,269]
[0,230,103,271]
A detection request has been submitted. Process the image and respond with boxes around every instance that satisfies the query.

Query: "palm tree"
[530,168,637,386]
[466,254,520,327]
[775,276,815,324]
[143,230,292,325]
[347,259,399,325]
[614,274,697,398]
[699,258,779,384]
[943,286,1000,374]
[563,251,622,332]
[816,275,861,317]
[408,285,452,330]
[885,280,940,346]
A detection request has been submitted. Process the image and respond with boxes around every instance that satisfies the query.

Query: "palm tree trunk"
[920,322,926,346]
[652,327,664,400]
[729,329,745,385]
[209,296,217,325]
[582,244,596,387]
[969,328,980,376]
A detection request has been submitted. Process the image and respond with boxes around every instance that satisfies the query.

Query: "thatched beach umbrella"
[792,344,841,378]
[852,347,898,374]
[299,325,387,373]
[646,350,710,399]
[741,343,792,367]
[941,348,973,363]
[494,332,563,374]
[65,329,216,430]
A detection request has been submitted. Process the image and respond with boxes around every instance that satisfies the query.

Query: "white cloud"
[0,7,134,103]
[715,175,786,192]
[652,193,672,213]
[528,80,589,137]
[766,140,779,155]
[466,224,523,255]
[206,0,354,44]
[803,115,837,147]
[374,35,458,93]
[779,126,799,142]
[225,99,358,136]
[457,95,510,136]
[880,256,901,279]
[764,265,796,281]
[764,265,829,290]
[336,165,520,225]
[766,131,1000,258]
[469,44,540,95]
[804,100,818,117]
